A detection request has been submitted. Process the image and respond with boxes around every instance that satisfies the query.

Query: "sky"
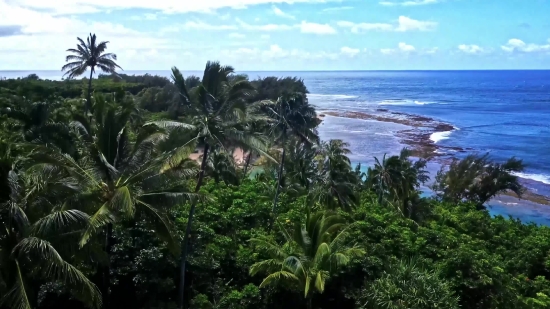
[1,0,550,71]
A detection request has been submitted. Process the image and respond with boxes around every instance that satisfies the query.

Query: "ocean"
[2,70,550,224]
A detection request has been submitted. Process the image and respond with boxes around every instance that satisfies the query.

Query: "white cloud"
[424,47,439,54]
[458,44,484,54]
[501,38,550,53]
[380,42,416,55]
[380,0,439,6]
[236,18,293,31]
[219,13,232,20]
[260,34,271,39]
[224,44,339,62]
[398,42,415,52]
[161,21,238,32]
[337,21,393,33]
[7,0,336,15]
[340,46,360,57]
[130,13,158,20]
[337,16,436,33]
[322,6,353,12]
[228,32,246,39]
[395,16,437,32]
[299,21,337,34]
[272,5,295,19]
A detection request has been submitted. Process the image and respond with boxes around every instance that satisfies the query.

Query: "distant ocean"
[3,70,550,224]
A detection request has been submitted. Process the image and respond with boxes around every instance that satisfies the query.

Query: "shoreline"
[317,110,550,207]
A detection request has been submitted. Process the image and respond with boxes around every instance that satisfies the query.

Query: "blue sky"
[1,0,549,70]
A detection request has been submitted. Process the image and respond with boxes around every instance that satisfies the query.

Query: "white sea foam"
[379,99,437,106]
[309,94,359,100]
[414,100,436,105]
[512,172,550,185]
[379,100,410,106]
[430,131,453,143]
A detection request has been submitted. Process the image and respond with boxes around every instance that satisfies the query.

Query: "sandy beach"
[189,147,248,165]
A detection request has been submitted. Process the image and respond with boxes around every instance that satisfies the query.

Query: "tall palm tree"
[263,93,319,222]
[0,170,102,309]
[367,149,429,218]
[285,139,318,194]
[250,211,364,309]
[31,93,194,309]
[366,154,403,206]
[62,33,122,115]
[313,140,359,212]
[148,62,272,309]
[394,149,429,219]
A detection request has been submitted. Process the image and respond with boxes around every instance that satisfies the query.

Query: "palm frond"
[144,121,196,131]
[13,238,102,309]
[0,261,32,309]
[258,271,299,288]
[79,203,116,247]
[136,200,178,253]
[32,209,90,238]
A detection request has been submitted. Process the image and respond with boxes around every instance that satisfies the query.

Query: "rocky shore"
[322,109,461,159]
[319,110,550,207]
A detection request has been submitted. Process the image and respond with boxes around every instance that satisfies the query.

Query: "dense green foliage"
[1,38,549,309]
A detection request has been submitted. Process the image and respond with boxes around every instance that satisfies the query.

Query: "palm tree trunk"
[242,151,252,179]
[269,146,286,229]
[103,223,113,309]
[307,296,313,309]
[86,68,94,115]
[177,142,210,309]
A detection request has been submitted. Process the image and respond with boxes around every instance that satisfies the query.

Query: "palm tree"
[394,149,429,219]
[366,154,403,206]
[205,147,239,185]
[31,93,194,309]
[147,62,272,309]
[432,153,525,209]
[250,211,364,309]
[0,170,102,309]
[313,140,359,212]
[62,33,122,115]
[2,98,75,155]
[284,139,318,195]
[263,93,319,222]
[367,149,430,218]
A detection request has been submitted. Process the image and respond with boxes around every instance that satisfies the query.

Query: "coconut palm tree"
[147,62,272,309]
[284,139,318,194]
[394,149,430,219]
[367,149,430,218]
[0,170,102,309]
[432,153,525,209]
[366,154,403,206]
[2,98,76,156]
[30,93,195,309]
[313,140,359,212]
[205,147,239,185]
[250,211,364,309]
[62,33,122,115]
[262,93,319,221]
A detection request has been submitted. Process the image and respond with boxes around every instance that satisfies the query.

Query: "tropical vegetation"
[1,34,550,309]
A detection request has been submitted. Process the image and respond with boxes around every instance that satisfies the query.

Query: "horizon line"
[2,69,550,72]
